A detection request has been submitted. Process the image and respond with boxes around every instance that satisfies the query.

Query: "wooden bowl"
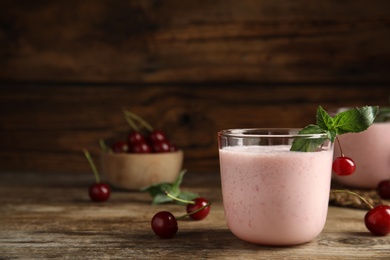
[100,150,184,190]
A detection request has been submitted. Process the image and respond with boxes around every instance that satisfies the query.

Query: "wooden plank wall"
[0,1,389,174]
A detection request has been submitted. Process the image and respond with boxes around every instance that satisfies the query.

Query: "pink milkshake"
[218,129,333,246]
[332,122,390,188]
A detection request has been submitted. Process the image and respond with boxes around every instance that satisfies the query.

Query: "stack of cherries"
[111,129,178,154]
[109,111,178,154]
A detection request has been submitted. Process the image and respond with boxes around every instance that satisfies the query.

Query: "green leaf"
[141,182,172,198]
[152,194,174,205]
[290,105,378,152]
[374,107,390,122]
[333,106,378,134]
[290,125,327,152]
[170,169,186,195]
[140,169,199,205]
[326,129,338,143]
[316,106,334,130]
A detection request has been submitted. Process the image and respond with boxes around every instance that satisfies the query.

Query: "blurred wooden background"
[1,0,389,174]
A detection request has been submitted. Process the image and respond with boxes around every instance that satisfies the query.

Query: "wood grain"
[0,0,390,174]
[0,0,389,83]
[0,85,389,174]
[0,172,389,259]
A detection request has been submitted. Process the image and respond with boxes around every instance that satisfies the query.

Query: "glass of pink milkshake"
[218,129,334,246]
[332,122,390,188]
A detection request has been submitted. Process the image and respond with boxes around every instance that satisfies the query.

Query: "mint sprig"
[374,107,390,122]
[291,106,378,152]
[140,169,199,205]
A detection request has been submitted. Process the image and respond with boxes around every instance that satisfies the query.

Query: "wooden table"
[0,172,389,259]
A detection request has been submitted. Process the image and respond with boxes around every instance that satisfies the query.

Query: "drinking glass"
[218,129,333,246]
[332,122,390,188]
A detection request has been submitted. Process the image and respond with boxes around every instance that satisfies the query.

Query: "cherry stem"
[99,139,111,153]
[165,191,195,204]
[123,110,154,132]
[335,137,344,157]
[331,189,374,209]
[123,113,141,132]
[176,202,212,220]
[83,149,100,183]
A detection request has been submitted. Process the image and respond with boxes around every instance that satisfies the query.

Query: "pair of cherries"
[151,194,211,239]
[332,153,390,236]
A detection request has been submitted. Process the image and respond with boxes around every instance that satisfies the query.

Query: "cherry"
[89,183,111,202]
[151,211,178,239]
[110,140,129,153]
[130,141,152,153]
[149,130,167,143]
[333,137,356,176]
[377,180,390,199]
[83,149,111,202]
[186,197,211,220]
[169,143,179,152]
[332,156,356,176]
[332,190,390,236]
[151,202,211,238]
[364,205,390,236]
[128,130,145,144]
[151,140,171,153]
[165,192,211,221]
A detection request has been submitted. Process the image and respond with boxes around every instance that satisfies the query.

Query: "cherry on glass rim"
[364,205,390,236]
[332,156,356,176]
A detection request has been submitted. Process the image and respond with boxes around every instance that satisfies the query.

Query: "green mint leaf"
[141,182,172,198]
[326,129,338,143]
[316,106,334,130]
[152,194,174,205]
[290,105,378,152]
[290,125,327,152]
[170,169,187,195]
[374,107,390,122]
[140,169,198,205]
[333,106,378,134]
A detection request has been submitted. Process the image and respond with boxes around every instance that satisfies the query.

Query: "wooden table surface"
[0,172,389,259]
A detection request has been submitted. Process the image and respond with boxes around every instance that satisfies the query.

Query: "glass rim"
[218,128,328,139]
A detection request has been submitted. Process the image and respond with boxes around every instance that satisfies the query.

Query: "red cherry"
[151,140,171,153]
[186,198,211,220]
[128,131,145,144]
[169,142,179,152]
[364,205,390,236]
[151,211,178,238]
[111,140,129,153]
[89,183,111,202]
[377,180,390,199]
[149,130,167,143]
[130,141,152,153]
[332,156,356,176]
